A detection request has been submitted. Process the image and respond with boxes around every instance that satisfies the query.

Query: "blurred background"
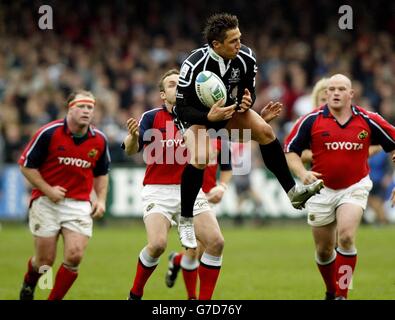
[0,0,394,223]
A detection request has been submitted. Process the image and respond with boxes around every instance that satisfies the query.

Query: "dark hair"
[158,69,179,92]
[66,90,95,107]
[204,13,239,47]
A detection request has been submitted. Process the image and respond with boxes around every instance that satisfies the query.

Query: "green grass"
[1,221,395,300]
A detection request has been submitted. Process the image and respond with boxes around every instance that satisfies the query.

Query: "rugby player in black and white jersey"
[174,13,324,249]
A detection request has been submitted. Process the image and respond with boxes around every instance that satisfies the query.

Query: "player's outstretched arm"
[285,152,322,185]
[260,101,282,123]
[123,117,140,156]
[19,166,67,203]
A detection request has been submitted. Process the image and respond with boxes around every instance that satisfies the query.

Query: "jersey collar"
[322,104,358,118]
[63,118,96,137]
[208,46,231,77]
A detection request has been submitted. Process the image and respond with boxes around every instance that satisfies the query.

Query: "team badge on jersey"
[146,203,155,212]
[229,68,240,83]
[358,130,368,140]
[88,148,98,158]
[180,64,190,79]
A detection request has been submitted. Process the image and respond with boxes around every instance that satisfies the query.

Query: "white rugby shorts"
[306,175,373,227]
[141,184,211,226]
[29,196,93,237]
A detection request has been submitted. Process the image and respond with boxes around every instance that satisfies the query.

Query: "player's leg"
[129,213,171,299]
[165,244,201,299]
[47,228,89,300]
[165,251,183,288]
[312,222,337,300]
[335,203,364,299]
[20,235,58,300]
[20,197,59,300]
[194,210,224,300]
[179,125,211,248]
[226,110,323,209]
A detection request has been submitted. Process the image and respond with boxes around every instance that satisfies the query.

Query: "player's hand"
[392,152,395,163]
[91,200,106,219]
[126,118,139,139]
[238,88,252,113]
[207,99,236,122]
[260,101,282,123]
[301,171,322,185]
[47,185,67,203]
[206,183,227,204]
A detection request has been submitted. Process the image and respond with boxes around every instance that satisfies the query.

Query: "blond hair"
[311,78,328,107]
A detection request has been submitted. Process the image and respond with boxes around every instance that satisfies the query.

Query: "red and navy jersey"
[285,105,395,189]
[19,118,110,202]
[127,105,232,187]
[135,106,187,185]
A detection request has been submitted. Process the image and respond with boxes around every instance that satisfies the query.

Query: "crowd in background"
[0,0,394,221]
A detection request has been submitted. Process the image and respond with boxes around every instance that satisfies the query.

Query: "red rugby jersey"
[19,119,110,202]
[126,105,231,188]
[136,106,188,185]
[285,105,395,190]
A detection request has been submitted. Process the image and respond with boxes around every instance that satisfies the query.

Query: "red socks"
[130,259,157,297]
[182,268,198,300]
[198,263,221,300]
[316,251,337,296]
[24,257,41,287]
[177,253,198,300]
[198,252,222,300]
[48,264,78,300]
[335,248,357,298]
[130,248,159,298]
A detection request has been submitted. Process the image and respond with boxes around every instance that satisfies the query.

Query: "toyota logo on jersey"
[58,157,92,168]
[324,142,363,151]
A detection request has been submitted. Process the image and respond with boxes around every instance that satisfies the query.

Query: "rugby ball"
[195,71,227,108]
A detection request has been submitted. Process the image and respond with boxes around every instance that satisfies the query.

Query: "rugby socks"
[198,252,222,300]
[335,247,357,299]
[23,257,41,287]
[316,250,337,297]
[48,264,78,300]
[173,252,182,267]
[130,247,159,298]
[180,254,199,300]
[259,139,295,193]
[181,164,205,218]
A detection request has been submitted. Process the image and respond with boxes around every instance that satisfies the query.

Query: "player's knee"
[207,234,224,255]
[254,123,276,144]
[316,247,334,261]
[337,233,355,250]
[64,247,84,266]
[191,152,209,168]
[148,238,167,256]
[186,248,198,260]
[191,162,207,170]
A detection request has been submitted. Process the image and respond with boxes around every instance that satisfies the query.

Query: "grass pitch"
[1,220,395,300]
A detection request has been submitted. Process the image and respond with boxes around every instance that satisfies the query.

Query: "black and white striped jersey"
[175,44,257,128]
